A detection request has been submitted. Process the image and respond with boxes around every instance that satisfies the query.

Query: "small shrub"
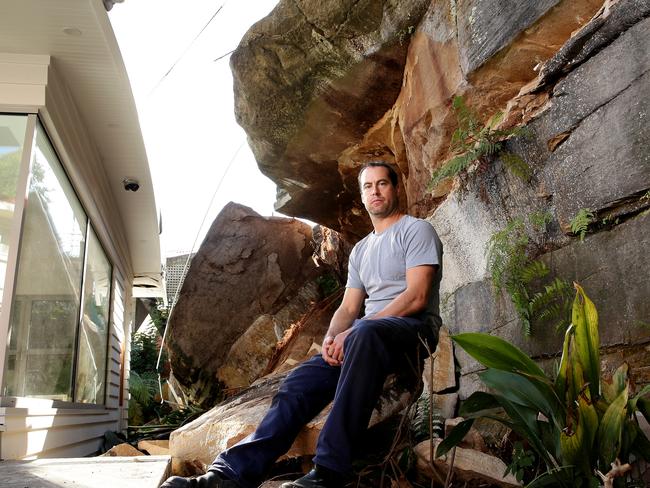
[505,441,536,483]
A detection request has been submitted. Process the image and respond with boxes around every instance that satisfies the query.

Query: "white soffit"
[0,0,161,284]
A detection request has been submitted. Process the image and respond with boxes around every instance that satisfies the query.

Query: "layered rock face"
[437,2,650,397]
[232,0,650,401]
[166,202,342,405]
[231,0,432,238]
[232,0,604,235]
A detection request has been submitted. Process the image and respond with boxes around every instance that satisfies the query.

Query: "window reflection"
[3,123,87,401]
[75,226,112,404]
[0,114,28,309]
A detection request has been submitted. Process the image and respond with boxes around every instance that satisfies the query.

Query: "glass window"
[0,114,28,309]
[75,226,112,404]
[2,123,87,401]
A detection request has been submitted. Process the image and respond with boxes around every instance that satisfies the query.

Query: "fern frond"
[429,152,475,188]
[570,208,594,241]
[487,111,504,129]
[521,260,549,284]
[486,217,571,337]
[521,318,532,337]
[434,96,531,193]
[529,211,553,231]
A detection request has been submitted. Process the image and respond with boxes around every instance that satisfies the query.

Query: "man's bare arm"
[372,265,437,319]
[322,287,365,366]
[322,266,436,366]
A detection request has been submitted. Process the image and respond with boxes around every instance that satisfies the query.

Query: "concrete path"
[0,455,171,488]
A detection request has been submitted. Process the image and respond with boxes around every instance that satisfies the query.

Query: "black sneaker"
[160,470,239,488]
[280,465,345,488]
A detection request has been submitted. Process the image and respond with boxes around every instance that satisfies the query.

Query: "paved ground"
[0,455,171,488]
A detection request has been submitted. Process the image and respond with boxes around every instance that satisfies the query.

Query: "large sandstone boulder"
[166,203,340,405]
[414,438,520,487]
[231,0,432,238]
[231,0,602,232]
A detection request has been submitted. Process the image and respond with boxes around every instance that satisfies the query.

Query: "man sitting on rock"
[162,161,443,488]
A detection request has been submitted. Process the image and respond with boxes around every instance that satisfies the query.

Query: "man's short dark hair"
[357,161,399,188]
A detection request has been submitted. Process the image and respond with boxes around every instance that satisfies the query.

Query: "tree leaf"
[602,363,629,404]
[479,368,563,428]
[458,391,501,416]
[637,396,650,423]
[598,386,628,466]
[629,384,650,412]
[452,333,546,378]
[495,395,559,470]
[572,284,600,399]
[435,419,474,458]
[554,324,574,405]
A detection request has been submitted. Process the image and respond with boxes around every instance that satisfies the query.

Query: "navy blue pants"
[210,316,436,488]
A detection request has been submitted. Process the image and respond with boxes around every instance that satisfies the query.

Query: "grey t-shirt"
[346,215,443,328]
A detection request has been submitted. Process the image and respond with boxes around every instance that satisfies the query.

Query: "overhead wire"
[155,139,246,389]
[145,1,244,402]
[148,1,227,97]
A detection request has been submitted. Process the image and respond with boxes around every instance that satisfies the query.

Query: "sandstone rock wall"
[232,0,650,401]
[436,2,650,397]
[232,0,605,236]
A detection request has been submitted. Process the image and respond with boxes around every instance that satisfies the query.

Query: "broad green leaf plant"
[437,284,650,487]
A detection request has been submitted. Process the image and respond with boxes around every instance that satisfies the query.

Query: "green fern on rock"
[429,96,531,189]
[486,216,572,336]
[570,208,595,241]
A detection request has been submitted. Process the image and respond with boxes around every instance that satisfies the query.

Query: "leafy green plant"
[505,441,536,483]
[529,211,553,232]
[128,370,159,425]
[437,285,650,487]
[148,298,168,336]
[429,96,531,189]
[570,208,595,241]
[486,217,572,335]
[131,326,160,375]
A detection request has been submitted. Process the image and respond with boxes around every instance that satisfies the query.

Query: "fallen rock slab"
[101,443,144,457]
[170,370,418,476]
[138,439,170,456]
[423,326,455,394]
[414,438,520,487]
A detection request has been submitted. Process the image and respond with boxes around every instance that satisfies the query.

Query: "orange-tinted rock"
[231,0,431,237]
[231,0,602,231]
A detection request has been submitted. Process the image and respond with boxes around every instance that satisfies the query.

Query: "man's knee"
[344,319,386,350]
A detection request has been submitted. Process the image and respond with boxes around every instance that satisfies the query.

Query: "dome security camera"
[122,178,140,192]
